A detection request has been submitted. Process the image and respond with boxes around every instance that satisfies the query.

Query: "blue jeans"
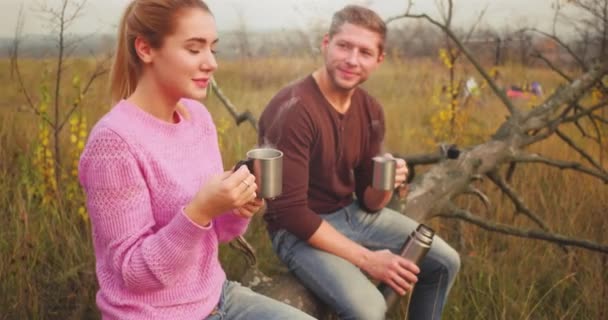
[271,202,460,320]
[204,280,316,320]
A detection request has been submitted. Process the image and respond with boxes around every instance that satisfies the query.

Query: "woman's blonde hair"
[110,0,211,104]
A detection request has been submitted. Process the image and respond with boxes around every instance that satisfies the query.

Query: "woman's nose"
[201,50,218,72]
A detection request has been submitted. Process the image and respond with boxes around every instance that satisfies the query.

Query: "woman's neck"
[127,75,180,123]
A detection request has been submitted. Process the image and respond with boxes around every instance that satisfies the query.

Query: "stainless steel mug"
[235,148,283,199]
[372,155,396,191]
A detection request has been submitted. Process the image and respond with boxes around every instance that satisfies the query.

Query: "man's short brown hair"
[328,5,387,53]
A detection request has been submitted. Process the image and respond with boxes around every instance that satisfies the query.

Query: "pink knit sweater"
[79,99,249,319]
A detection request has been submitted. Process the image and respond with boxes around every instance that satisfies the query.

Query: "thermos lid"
[416,224,435,242]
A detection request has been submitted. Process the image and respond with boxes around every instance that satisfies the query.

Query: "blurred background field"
[1,54,606,319]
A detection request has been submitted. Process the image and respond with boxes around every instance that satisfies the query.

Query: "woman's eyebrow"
[185,37,219,44]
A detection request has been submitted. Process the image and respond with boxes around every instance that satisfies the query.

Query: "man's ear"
[320,34,330,53]
[134,36,154,64]
[377,51,385,64]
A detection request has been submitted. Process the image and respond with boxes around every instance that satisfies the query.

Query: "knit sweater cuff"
[162,208,212,251]
[179,206,214,230]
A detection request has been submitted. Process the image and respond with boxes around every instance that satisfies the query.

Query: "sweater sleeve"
[79,127,211,292]
[260,101,323,240]
[213,211,250,243]
[182,98,251,244]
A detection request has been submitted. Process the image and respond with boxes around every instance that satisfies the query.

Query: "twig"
[513,153,608,183]
[487,171,551,231]
[391,13,519,115]
[461,185,492,214]
[57,57,110,131]
[528,28,588,70]
[591,114,608,124]
[385,0,415,24]
[521,61,608,132]
[13,60,54,127]
[572,103,604,148]
[531,50,573,82]
[555,128,606,173]
[438,208,608,254]
[563,99,608,123]
[11,4,54,128]
[210,78,259,131]
[397,152,443,165]
[229,235,258,266]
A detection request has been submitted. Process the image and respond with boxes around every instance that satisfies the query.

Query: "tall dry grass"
[0,56,606,319]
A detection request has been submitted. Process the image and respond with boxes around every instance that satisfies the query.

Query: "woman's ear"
[134,36,154,64]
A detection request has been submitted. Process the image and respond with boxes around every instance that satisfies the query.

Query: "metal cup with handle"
[371,155,396,191]
[234,148,283,199]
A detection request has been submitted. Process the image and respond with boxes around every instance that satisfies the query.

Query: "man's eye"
[188,49,200,54]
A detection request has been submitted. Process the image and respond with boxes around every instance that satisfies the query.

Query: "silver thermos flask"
[378,224,435,309]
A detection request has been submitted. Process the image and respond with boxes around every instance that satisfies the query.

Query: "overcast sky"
[0,0,562,37]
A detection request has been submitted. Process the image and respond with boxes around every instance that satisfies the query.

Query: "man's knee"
[425,238,461,289]
[339,290,387,320]
[443,244,461,277]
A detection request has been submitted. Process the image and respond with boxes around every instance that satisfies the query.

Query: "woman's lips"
[193,78,209,88]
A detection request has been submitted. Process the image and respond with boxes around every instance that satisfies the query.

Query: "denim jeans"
[204,280,316,320]
[271,201,460,320]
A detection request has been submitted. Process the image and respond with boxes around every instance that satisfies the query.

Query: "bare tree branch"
[385,0,415,24]
[524,99,607,147]
[513,153,608,183]
[564,100,608,123]
[569,102,607,150]
[388,13,519,115]
[591,113,608,124]
[531,50,573,82]
[572,116,600,144]
[528,28,588,70]
[10,4,25,80]
[520,62,608,133]
[398,61,606,231]
[210,78,259,130]
[399,152,443,165]
[461,185,492,214]
[486,171,551,231]
[555,128,606,172]
[11,5,54,128]
[438,208,608,254]
[57,55,111,132]
[576,1,606,20]
[229,236,258,266]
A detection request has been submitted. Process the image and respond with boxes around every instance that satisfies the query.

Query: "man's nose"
[345,49,358,65]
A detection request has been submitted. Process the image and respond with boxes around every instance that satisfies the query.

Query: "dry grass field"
[0,56,606,319]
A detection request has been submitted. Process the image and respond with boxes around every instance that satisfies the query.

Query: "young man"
[258,5,460,320]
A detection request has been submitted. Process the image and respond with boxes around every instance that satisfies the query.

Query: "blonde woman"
[78,1,315,319]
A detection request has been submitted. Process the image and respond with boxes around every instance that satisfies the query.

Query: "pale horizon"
[0,0,572,38]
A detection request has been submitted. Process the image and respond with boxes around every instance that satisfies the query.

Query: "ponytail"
[110,1,138,104]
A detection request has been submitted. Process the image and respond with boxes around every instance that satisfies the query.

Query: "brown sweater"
[259,75,385,240]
